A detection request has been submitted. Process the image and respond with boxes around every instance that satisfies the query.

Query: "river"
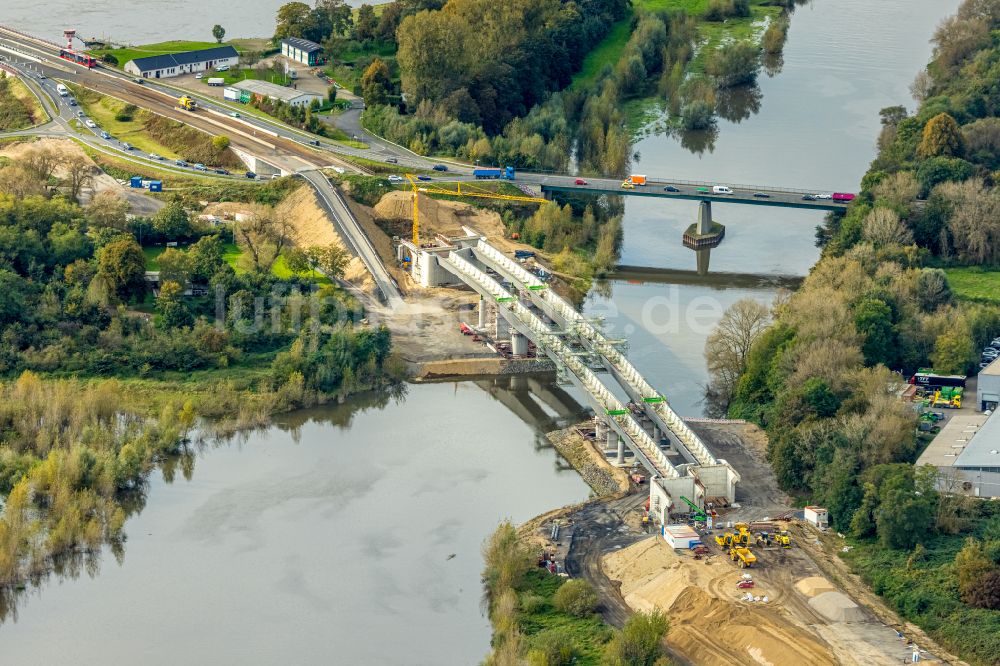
[0,0,381,44]
[585,0,959,417]
[0,0,961,663]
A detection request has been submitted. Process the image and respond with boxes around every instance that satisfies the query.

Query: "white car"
[215,65,229,72]
[84,119,96,128]
[195,73,203,79]
[388,175,404,184]
[148,153,164,161]
[815,193,833,200]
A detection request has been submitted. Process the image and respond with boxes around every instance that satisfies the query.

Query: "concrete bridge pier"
[697,200,712,235]
[495,310,509,340]
[511,331,529,356]
[478,296,488,329]
[616,434,626,465]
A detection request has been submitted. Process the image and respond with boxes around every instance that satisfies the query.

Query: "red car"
[575,178,588,185]
[736,580,755,589]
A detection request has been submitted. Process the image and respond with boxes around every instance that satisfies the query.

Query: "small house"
[804,506,829,529]
[281,37,323,66]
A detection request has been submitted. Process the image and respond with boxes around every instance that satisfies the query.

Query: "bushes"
[552,579,598,617]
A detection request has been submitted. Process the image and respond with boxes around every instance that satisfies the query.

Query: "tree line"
[707,1,1000,661]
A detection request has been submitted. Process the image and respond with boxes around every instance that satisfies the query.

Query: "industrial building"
[228,79,322,107]
[124,46,239,79]
[280,37,323,66]
[977,357,1000,411]
[919,411,1000,498]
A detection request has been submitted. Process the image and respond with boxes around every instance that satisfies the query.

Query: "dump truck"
[730,546,757,568]
[177,96,197,111]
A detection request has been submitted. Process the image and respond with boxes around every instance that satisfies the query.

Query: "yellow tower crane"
[404,174,548,245]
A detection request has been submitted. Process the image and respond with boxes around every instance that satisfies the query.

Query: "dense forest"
[708,1,1000,661]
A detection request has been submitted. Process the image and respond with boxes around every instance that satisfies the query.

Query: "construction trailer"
[804,506,829,529]
[663,524,701,550]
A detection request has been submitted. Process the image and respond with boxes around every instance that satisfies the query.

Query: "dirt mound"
[373,191,505,240]
[604,539,837,666]
[273,187,373,290]
[809,591,867,622]
[795,576,837,597]
[669,586,837,666]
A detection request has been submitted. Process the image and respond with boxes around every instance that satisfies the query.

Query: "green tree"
[97,237,147,302]
[361,57,392,106]
[552,579,598,618]
[284,247,311,275]
[274,1,313,40]
[212,24,226,43]
[918,112,965,158]
[156,280,193,328]
[310,244,349,279]
[152,200,193,240]
[86,190,130,230]
[854,297,897,367]
[355,4,378,42]
[157,247,192,286]
[602,609,669,666]
[955,538,995,603]
[187,235,225,283]
[212,135,230,151]
[932,329,974,374]
[705,40,761,87]
[0,269,28,326]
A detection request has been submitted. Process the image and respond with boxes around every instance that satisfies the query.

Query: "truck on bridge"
[473,166,515,180]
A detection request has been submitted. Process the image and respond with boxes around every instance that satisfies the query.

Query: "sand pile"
[668,586,837,666]
[795,576,837,598]
[373,191,505,239]
[809,592,867,622]
[274,187,374,289]
[604,539,837,666]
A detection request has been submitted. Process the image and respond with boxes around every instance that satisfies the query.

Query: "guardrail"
[441,251,679,479]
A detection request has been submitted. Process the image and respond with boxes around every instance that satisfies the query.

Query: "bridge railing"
[473,239,720,467]
[441,251,679,479]
[541,177,848,197]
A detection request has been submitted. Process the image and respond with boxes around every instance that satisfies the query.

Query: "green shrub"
[552,578,598,618]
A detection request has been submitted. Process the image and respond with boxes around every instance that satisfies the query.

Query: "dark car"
[386,157,398,164]
[68,98,77,106]
[432,164,448,171]
[663,185,680,192]
[417,175,432,181]
[214,168,230,175]
[245,171,257,179]
[308,139,320,146]
[175,159,188,167]
[753,192,770,198]
[802,194,817,201]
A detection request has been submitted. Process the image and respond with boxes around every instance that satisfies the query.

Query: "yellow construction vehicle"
[729,546,757,568]
[775,531,792,548]
[715,533,734,548]
[755,532,771,548]
[177,96,197,111]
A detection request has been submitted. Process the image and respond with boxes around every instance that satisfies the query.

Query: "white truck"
[56,83,68,97]
[207,77,225,87]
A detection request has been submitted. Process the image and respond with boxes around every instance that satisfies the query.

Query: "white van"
[712,185,734,195]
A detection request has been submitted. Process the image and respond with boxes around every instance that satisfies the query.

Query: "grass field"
[944,267,1000,304]
[89,40,239,69]
[7,76,48,126]
[571,0,779,88]
[68,84,182,159]
[144,242,331,284]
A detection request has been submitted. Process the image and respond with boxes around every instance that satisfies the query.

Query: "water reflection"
[715,85,763,124]
[677,126,719,155]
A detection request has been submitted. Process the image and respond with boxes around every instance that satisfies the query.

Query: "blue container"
[148,180,163,192]
[129,176,142,188]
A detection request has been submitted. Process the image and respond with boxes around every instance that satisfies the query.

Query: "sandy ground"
[594,422,951,666]
[374,190,508,241]
[1,137,163,215]
[272,186,374,290]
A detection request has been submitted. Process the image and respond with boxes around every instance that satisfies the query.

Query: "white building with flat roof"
[231,79,322,107]
[977,357,1000,411]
